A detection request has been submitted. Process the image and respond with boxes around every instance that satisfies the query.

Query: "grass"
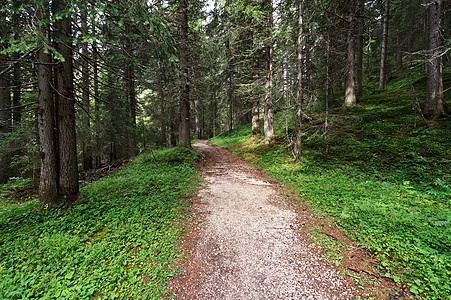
[210,70,451,299]
[0,147,200,299]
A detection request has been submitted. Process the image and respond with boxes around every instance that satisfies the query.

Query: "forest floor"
[169,140,400,299]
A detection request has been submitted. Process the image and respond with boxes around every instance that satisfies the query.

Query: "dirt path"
[170,141,359,299]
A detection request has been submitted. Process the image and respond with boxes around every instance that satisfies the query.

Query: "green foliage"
[0,147,199,299]
[0,177,36,204]
[0,93,40,183]
[210,73,451,299]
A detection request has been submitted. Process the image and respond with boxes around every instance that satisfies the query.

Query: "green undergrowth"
[0,147,200,299]
[210,73,450,299]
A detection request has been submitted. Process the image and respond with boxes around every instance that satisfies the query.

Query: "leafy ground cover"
[211,71,450,299]
[0,147,200,299]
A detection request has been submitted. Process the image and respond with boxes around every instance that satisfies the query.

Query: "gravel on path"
[170,140,358,299]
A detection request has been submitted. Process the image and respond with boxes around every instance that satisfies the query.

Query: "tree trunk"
[12,52,21,127]
[263,0,274,144]
[212,91,217,137]
[12,12,21,127]
[395,29,403,70]
[37,3,58,203]
[252,41,261,135]
[178,0,191,147]
[158,68,167,147]
[356,0,364,97]
[0,54,11,134]
[226,36,233,132]
[379,0,389,90]
[194,97,201,139]
[81,6,92,170]
[54,0,78,200]
[344,0,356,108]
[294,0,303,157]
[170,102,177,147]
[125,63,138,155]
[305,30,313,115]
[424,0,445,120]
[251,98,260,135]
[93,42,101,167]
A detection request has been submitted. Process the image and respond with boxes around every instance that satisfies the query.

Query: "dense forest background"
[0,0,450,298]
[1,0,449,193]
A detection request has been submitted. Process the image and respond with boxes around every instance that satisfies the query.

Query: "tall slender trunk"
[194,97,201,139]
[178,0,191,147]
[0,6,10,134]
[395,28,403,70]
[263,0,274,144]
[93,41,101,167]
[81,6,92,170]
[294,0,303,157]
[212,91,217,137]
[37,3,58,203]
[170,101,177,147]
[54,0,78,200]
[125,63,137,155]
[226,36,233,131]
[251,40,261,135]
[344,0,356,108]
[424,0,445,120]
[305,29,313,115]
[356,0,364,97]
[0,54,11,133]
[379,0,389,90]
[12,52,21,127]
[12,13,21,127]
[158,68,167,147]
[366,30,371,79]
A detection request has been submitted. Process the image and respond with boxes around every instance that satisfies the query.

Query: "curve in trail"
[171,140,357,299]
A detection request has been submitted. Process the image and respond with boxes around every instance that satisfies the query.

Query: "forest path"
[169,140,357,299]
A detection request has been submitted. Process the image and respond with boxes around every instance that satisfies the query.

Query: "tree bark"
[93,40,101,167]
[54,0,78,200]
[379,0,389,90]
[294,0,303,157]
[263,0,274,144]
[12,13,21,128]
[251,99,260,135]
[226,35,233,132]
[81,6,92,170]
[158,68,167,147]
[0,54,11,134]
[356,0,364,97]
[212,91,217,137]
[37,3,58,203]
[344,0,356,108]
[170,101,177,147]
[424,0,446,120]
[12,52,21,127]
[251,41,261,135]
[395,28,403,70]
[125,63,137,155]
[194,97,201,139]
[178,0,191,147]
